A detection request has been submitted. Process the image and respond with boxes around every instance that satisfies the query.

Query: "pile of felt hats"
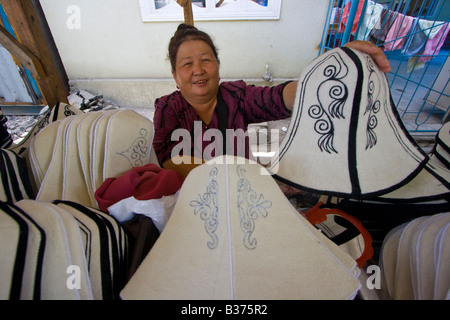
[0,199,128,300]
[379,212,450,300]
[0,104,159,299]
[29,108,156,209]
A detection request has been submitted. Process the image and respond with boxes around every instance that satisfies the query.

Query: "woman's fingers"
[344,40,391,73]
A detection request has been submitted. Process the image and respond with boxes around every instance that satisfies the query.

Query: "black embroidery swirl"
[308,54,349,154]
[365,55,381,150]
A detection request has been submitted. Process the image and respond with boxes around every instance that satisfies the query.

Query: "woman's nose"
[192,61,204,74]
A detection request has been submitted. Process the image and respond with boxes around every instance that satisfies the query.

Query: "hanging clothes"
[384,13,415,51]
[402,18,427,56]
[418,19,445,40]
[339,0,365,34]
[356,0,384,41]
[418,22,450,63]
[403,19,449,72]
[369,7,398,44]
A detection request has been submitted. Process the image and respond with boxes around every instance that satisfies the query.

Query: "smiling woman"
[152,24,294,177]
[172,40,220,120]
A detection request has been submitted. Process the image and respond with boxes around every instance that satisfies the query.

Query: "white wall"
[39,0,329,108]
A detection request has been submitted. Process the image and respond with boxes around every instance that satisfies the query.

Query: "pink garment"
[339,0,365,33]
[384,13,415,51]
[419,22,450,63]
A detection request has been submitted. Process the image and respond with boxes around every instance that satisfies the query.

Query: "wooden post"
[177,0,194,26]
[0,0,70,107]
[0,24,45,80]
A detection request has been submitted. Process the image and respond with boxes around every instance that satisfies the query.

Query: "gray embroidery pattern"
[309,53,349,154]
[237,165,272,250]
[190,167,219,249]
[117,128,149,167]
[364,55,381,150]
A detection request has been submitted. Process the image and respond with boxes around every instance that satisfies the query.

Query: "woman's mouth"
[193,79,207,85]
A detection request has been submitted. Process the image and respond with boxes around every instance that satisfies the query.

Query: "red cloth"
[339,0,365,34]
[95,163,184,212]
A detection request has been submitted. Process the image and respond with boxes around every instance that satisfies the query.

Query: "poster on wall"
[139,0,281,21]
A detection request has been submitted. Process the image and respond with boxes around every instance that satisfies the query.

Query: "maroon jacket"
[152,80,292,165]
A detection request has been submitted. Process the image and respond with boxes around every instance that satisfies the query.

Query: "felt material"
[14,199,81,300]
[95,163,184,213]
[393,215,428,300]
[433,121,450,169]
[103,109,154,182]
[3,202,46,300]
[63,112,99,205]
[29,121,61,188]
[376,122,450,202]
[90,110,120,193]
[271,47,427,199]
[376,155,450,202]
[36,116,74,201]
[433,220,450,299]
[30,109,155,209]
[16,200,94,300]
[0,197,128,300]
[77,111,106,207]
[53,200,129,300]
[121,156,361,300]
[51,200,106,300]
[378,224,405,300]
[0,149,35,203]
[411,213,450,299]
[379,213,450,300]
[0,203,25,299]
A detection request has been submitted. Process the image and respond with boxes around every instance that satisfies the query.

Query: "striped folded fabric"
[0,199,129,300]
[0,149,35,203]
[0,110,12,149]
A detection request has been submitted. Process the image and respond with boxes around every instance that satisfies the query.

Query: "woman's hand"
[344,40,391,73]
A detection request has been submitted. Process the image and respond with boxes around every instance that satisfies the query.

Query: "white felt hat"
[31,109,154,209]
[0,149,35,203]
[2,202,46,300]
[270,47,431,199]
[433,122,450,169]
[379,212,450,300]
[121,155,361,300]
[0,198,129,300]
[29,120,61,188]
[35,116,74,202]
[11,199,87,300]
[0,202,27,299]
[53,200,129,300]
[411,213,450,299]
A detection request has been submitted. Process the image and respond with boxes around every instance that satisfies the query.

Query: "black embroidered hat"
[269,47,446,200]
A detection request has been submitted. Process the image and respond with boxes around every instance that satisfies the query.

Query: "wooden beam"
[177,0,194,26]
[0,0,69,107]
[0,24,45,79]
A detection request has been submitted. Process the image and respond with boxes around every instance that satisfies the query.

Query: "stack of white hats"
[29,109,155,209]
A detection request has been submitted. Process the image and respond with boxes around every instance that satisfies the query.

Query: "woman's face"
[172,40,220,106]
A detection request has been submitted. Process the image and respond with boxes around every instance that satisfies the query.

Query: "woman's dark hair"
[168,24,219,71]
